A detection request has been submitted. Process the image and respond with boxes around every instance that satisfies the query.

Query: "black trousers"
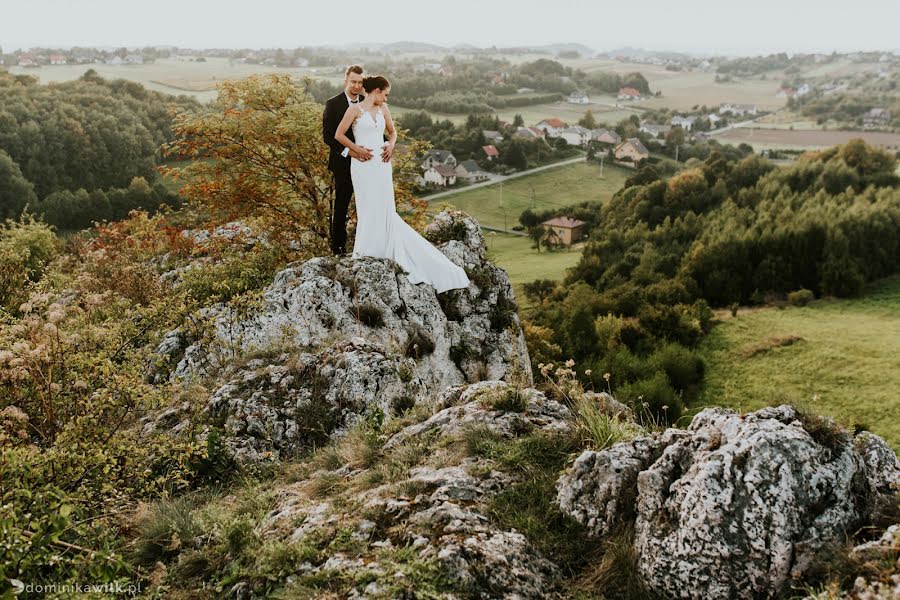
[330,164,353,255]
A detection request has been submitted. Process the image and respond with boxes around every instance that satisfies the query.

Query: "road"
[421,155,587,202]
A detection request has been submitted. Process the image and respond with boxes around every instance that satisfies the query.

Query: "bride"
[334,75,470,294]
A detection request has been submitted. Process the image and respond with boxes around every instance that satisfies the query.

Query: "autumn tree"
[578,109,597,129]
[162,74,428,259]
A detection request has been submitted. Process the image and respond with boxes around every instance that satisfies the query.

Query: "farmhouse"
[482,145,499,161]
[614,138,649,165]
[421,149,457,170]
[49,54,67,65]
[535,118,567,137]
[423,165,457,187]
[17,55,35,67]
[455,160,490,182]
[617,87,643,101]
[542,217,585,246]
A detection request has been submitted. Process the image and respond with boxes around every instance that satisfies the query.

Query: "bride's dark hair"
[362,75,390,93]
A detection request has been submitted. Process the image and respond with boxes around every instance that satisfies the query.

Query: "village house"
[707,113,723,127]
[719,103,758,116]
[617,87,643,101]
[513,126,545,140]
[864,108,892,129]
[535,118,567,138]
[423,165,457,187]
[567,90,590,104]
[614,138,650,165]
[591,128,622,146]
[421,149,457,170]
[542,217,585,246]
[639,123,671,139]
[125,54,144,65]
[482,130,504,144]
[48,54,67,65]
[559,126,591,147]
[455,160,490,182]
[482,145,499,161]
[670,116,697,131]
[17,55,35,67]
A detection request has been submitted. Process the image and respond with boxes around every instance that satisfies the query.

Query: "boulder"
[556,405,900,599]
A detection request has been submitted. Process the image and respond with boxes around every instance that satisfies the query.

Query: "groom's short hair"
[345,65,364,78]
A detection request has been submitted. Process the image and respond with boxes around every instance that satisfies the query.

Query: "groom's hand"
[350,147,374,161]
[381,143,395,162]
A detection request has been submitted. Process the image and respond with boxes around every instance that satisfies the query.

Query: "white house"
[567,90,590,104]
[670,116,697,131]
[421,149,457,170]
[49,54,67,65]
[559,126,591,147]
[535,118,567,138]
[424,165,457,187]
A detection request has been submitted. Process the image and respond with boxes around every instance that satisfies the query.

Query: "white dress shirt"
[341,92,361,157]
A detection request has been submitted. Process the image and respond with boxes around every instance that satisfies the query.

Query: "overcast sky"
[2,0,898,56]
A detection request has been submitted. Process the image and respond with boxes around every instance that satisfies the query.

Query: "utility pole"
[599,153,605,178]
[499,180,503,208]
[675,144,680,162]
[530,185,536,209]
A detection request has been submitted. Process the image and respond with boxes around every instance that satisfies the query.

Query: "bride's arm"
[381,105,398,162]
[335,106,369,156]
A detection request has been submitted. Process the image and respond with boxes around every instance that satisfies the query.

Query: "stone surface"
[154,211,531,391]
[556,405,900,600]
[258,381,570,599]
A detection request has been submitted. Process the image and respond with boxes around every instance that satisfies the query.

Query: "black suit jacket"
[322,92,363,173]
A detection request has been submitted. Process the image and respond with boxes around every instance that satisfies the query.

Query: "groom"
[322,65,374,255]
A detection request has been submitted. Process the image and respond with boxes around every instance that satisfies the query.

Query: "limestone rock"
[156,211,531,391]
[556,405,900,599]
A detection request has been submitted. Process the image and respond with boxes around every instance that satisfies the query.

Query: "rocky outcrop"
[153,211,531,394]
[258,381,571,598]
[556,405,900,600]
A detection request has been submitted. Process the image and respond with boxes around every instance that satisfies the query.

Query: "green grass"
[431,161,628,231]
[697,276,900,449]
[484,233,583,308]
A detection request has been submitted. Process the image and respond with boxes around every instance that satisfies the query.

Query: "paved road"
[422,155,587,202]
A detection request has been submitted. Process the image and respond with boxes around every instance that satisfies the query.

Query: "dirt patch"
[740,335,804,358]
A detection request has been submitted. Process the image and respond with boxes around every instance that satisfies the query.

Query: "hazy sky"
[2,0,898,56]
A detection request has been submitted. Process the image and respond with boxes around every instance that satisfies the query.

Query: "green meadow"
[697,276,900,449]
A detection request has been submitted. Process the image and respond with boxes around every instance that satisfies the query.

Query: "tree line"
[523,140,900,425]
[0,70,197,227]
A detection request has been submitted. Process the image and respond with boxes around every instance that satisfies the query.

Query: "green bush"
[787,288,815,306]
[616,372,683,425]
[0,214,59,312]
[648,343,705,393]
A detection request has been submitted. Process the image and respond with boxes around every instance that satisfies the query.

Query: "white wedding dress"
[350,106,470,293]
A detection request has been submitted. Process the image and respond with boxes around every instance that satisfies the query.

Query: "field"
[428,161,629,230]
[8,57,343,103]
[714,127,900,151]
[696,276,900,449]
[484,233,584,309]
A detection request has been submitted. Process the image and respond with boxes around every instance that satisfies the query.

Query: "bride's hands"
[381,142,395,162]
